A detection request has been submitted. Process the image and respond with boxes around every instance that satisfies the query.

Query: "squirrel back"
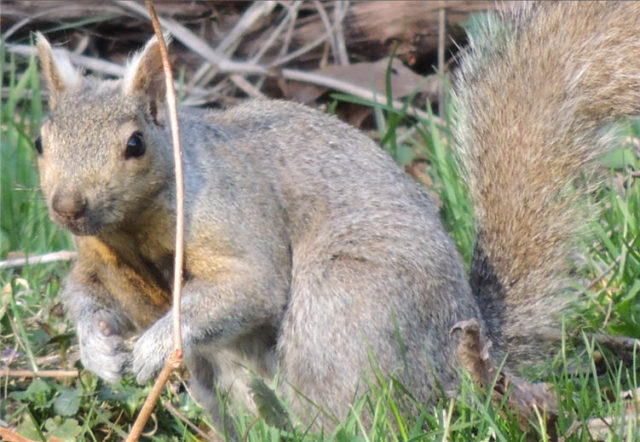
[454,1,640,367]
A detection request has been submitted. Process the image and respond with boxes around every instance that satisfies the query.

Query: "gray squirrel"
[33,1,640,430]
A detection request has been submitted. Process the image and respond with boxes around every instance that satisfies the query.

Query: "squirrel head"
[35,34,173,236]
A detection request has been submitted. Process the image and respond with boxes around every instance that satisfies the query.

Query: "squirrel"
[33,1,640,430]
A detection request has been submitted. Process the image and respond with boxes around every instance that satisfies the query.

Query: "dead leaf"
[286,57,439,104]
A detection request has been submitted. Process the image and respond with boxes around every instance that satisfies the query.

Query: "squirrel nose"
[52,191,87,221]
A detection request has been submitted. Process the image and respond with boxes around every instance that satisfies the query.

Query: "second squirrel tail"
[453,2,640,367]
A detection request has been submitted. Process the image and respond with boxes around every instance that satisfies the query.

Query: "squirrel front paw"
[77,313,132,383]
[131,318,172,383]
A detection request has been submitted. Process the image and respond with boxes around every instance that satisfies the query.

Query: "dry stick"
[267,23,331,68]
[312,0,340,64]
[250,1,302,64]
[229,73,265,98]
[7,43,124,76]
[1,368,78,378]
[126,360,176,441]
[437,3,446,118]
[161,399,215,441]
[198,2,277,93]
[277,0,300,58]
[217,1,278,56]
[125,2,185,441]
[268,6,343,68]
[0,250,77,270]
[253,1,303,92]
[198,2,276,99]
[332,0,350,66]
[186,1,277,90]
[6,44,212,104]
[147,0,185,361]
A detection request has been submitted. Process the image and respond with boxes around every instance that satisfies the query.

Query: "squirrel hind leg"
[276,252,470,423]
[183,327,277,427]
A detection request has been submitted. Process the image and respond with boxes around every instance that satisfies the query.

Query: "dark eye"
[125,131,145,158]
[34,136,43,155]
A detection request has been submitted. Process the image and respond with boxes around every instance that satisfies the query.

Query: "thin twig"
[229,74,265,98]
[0,367,79,378]
[267,20,332,68]
[251,0,303,92]
[162,399,216,441]
[125,2,186,441]
[277,0,300,58]
[312,0,339,64]
[242,417,261,442]
[268,7,342,68]
[0,250,77,270]
[189,1,278,92]
[125,353,179,442]
[250,1,302,63]
[149,2,185,356]
[7,43,124,76]
[217,1,278,56]
[214,1,277,98]
[332,0,350,65]
[437,3,446,118]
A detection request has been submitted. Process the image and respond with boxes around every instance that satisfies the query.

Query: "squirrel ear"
[123,36,169,124]
[36,32,82,107]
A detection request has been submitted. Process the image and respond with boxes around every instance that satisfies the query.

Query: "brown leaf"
[286,57,439,104]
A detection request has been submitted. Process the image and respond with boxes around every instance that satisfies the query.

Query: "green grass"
[2,41,640,441]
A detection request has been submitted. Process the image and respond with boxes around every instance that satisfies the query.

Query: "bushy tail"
[453,2,640,367]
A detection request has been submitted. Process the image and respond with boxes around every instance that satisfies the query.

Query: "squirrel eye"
[125,131,145,158]
[34,136,43,155]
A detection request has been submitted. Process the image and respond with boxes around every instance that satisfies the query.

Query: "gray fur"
[34,1,640,430]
